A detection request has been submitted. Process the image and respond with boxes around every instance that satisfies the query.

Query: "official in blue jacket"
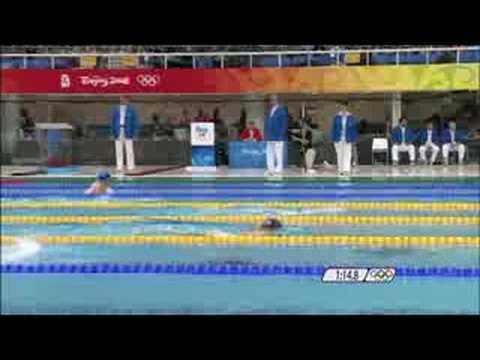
[263,95,288,176]
[441,120,466,165]
[330,104,358,175]
[111,95,139,171]
[391,117,416,165]
[418,119,440,165]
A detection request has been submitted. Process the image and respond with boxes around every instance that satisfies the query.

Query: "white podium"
[188,122,216,172]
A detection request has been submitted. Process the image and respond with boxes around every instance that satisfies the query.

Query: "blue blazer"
[264,106,288,141]
[111,105,139,139]
[391,126,415,144]
[417,129,439,145]
[441,129,467,144]
[330,114,358,143]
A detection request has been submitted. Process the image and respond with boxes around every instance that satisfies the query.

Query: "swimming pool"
[1,177,479,314]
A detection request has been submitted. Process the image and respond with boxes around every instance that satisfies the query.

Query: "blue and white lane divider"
[3,187,478,195]
[2,183,479,190]
[1,263,479,278]
[1,193,479,201]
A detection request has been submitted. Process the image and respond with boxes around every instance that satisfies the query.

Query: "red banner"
[0,69,220,94]
[1,65,478,94]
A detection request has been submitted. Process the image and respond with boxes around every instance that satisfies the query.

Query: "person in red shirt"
[240,121,263,141]
[194,109,212,122]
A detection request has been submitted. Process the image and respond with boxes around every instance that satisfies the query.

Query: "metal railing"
[1,46,479,70]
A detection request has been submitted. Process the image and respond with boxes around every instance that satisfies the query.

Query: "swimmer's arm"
[84,184,95,195]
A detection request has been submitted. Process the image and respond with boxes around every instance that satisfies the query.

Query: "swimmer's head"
[260,218,283,230]
[96,171,111,182]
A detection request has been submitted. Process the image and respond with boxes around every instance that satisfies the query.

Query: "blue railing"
[1,46,479,70]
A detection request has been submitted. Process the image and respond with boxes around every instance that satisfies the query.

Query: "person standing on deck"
[111,95,139,172]
[263,95,289,177]
[330,103,359,176]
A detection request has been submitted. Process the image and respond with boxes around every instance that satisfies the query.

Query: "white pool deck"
[1,164,479,179]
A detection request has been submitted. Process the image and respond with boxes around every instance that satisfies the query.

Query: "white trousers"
[419,143,440,164]
[392,143,415,163]
[334,141,352,173]
[115,129,135,171]
[442,143,465,163]
[266,141,284,173]
[305,148,316,170]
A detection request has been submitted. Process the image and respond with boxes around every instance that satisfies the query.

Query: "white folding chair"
[371,138,389,165]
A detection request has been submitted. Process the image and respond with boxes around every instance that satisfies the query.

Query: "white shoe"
[264,170,274,177]
[322,161,334,169]
[307,169,317,175]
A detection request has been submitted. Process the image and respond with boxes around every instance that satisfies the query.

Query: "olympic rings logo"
[368,268,395,281]
[136,74,160,87]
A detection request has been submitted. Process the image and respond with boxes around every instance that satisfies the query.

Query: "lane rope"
[1,194,478,201]
[3,189,479,195]
[1,234,479,247]
[1,263,479,278]
[2,200,479,211]
[1,176,479,183]
[2,214,479,225]
[3,183,479,189]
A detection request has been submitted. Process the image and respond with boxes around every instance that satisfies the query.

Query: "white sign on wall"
[190,122,215,146]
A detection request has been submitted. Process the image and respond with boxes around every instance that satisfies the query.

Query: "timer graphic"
[322,267,396,283]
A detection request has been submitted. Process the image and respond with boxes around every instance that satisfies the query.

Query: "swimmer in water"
[245,217,283,235]
[260,218,283,230]
[84,171,114,195]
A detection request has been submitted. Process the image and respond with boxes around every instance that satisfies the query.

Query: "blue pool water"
[1,179,479,314]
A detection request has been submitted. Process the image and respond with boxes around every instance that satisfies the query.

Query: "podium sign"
[228,141,288,169]
[191,122,215,146]
[190,122,216,169]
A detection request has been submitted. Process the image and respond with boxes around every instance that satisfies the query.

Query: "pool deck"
[1,164,479,180]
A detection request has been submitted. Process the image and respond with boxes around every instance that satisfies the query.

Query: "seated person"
[290,116,317,174]
[418,119,440,165]
[152,113,173,140]
[84,171,114,195]
[240,121,263,141]
[441,120,467,165]
[18,108,36,139]
[473,129,480,140]
[391,117,416,166]
[194,109,212,122]
[212,107,228,140]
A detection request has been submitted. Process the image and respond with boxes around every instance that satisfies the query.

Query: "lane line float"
[1,234,478,247]
[1,263,479,278]
[2,200,479,211]
[2,214,479,225]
